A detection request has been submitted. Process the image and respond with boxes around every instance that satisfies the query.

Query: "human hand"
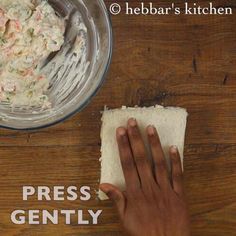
[100,118,190,236]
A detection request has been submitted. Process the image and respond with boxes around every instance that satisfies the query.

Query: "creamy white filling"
[0,0,65,108]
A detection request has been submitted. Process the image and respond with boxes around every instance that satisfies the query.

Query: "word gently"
[10,186,103,225]
[11,210,102,225]
[125,2,233,15]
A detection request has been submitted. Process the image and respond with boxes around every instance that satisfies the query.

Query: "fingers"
[127,119,154,187]
[99,183,125,217]
[147,125,171,190]
[116,127,140,191]
[169,146,184,197]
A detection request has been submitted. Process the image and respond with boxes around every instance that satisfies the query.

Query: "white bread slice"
[99,105,188,200]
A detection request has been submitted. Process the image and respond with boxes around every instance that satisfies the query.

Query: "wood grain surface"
[1,0,236,235]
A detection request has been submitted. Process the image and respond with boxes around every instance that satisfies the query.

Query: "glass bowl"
[0,0,112,130]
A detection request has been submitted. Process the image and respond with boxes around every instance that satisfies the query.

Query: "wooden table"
[0,0,236,235]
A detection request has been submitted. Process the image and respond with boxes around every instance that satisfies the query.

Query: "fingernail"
[128,118,137,127]
[117,127,126,136]
[147,125,156,135]
[170,145,178,153]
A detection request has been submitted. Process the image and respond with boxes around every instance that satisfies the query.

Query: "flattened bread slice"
[99,106,188,200]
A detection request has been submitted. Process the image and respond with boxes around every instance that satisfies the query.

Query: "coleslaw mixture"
[0,0,65,108]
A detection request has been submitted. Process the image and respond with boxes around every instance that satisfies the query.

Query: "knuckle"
[172,154,181,163]
[154,158,166,169]
[149,181,160,194]
[150,137,160,147]
[128,126,138,136]
[173,171,183,181]
[127,188,142,200]
[158,196,168,209]
[134,155,146,165]
[121,158,134,170]
[119,135,129,145]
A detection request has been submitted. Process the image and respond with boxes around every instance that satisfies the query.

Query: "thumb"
[100,183,125,217]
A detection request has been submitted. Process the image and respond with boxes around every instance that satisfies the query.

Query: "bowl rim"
[0,0,113,131]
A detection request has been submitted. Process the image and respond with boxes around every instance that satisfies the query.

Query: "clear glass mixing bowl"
[0,0,112,130]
